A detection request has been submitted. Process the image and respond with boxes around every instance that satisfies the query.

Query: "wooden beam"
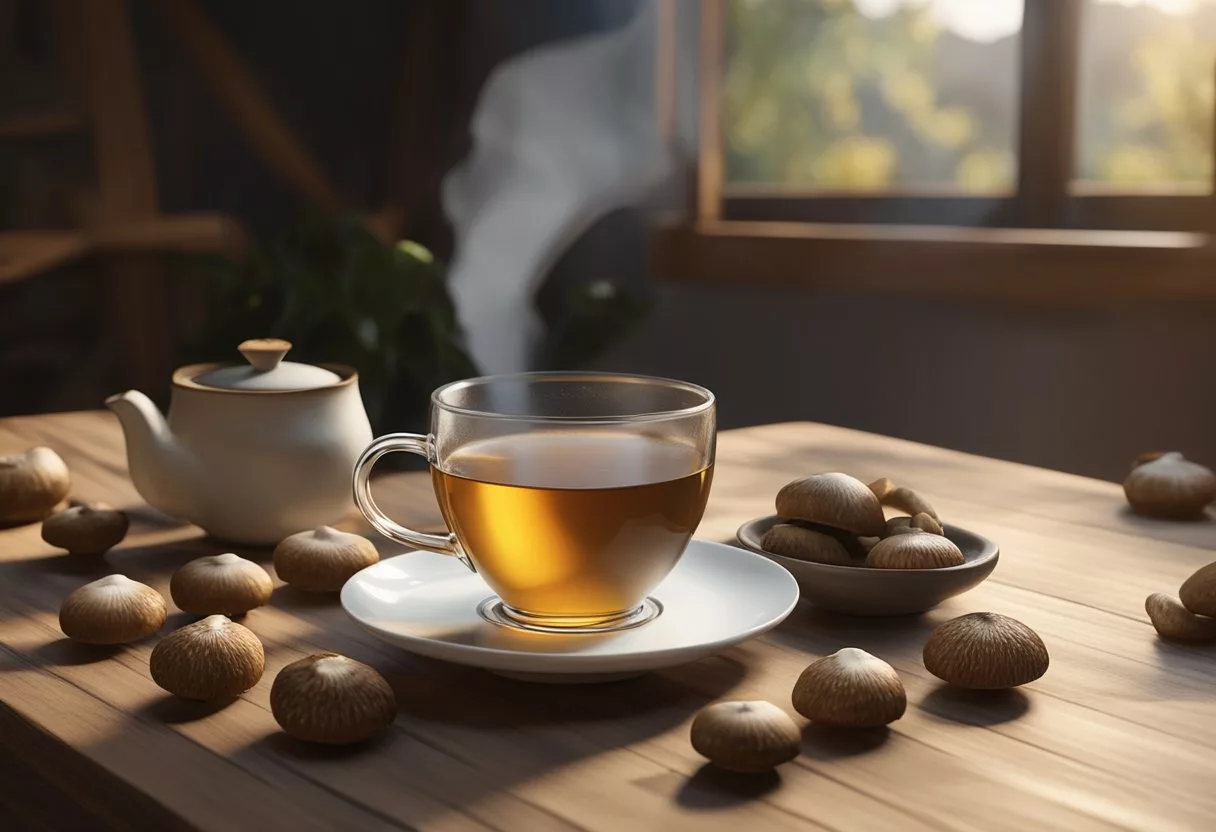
[0,215,246,285]
[655,0,677,147]
[0,108,86,140]
[0,232,88,284]
[65,0,157,222]
[55,0,173,396]
[155,0,343,213]
[374,2,464,242]
[723,191,1211,232]
[653,221,1216,304]
[88,214,246,256]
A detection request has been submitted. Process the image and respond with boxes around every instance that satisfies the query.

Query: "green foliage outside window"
[725,0,1216,192]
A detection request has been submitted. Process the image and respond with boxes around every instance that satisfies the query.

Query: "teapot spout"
[105,390,192,519]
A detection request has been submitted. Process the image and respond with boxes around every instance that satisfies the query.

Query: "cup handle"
[352,433,476,572]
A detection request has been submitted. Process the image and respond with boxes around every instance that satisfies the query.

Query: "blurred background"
[3,0,1216,482]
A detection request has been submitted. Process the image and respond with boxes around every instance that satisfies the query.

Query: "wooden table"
[2,411,1215,831]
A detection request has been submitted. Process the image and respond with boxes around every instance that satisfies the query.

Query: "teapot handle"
[352,434,475,572]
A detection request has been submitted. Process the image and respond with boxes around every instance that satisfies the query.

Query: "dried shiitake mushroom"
[858,535,881,555]
[170,553,273,616]
[911,512,943,535]
[865,530,964,569]
[0,446,70,525]
[869,477,897,500]
[689,700,801,773]
[761,523,854,566]
[923,612,1049,689]
[802,521,871,559]
[150,615,264,700]
[271,653,397,744]
[42,503,129,555]
[1123,452,1216,519]
[59,575,166,644]
[791,648,906,727]
[884,516,915,536]
[1179,561,1216,617]
[884,513,943,537]
[776,473,885,537]
[868,477,939,521]
[273,526,379,593]
[1145,593,1216,641]
[1133,450,1167,467]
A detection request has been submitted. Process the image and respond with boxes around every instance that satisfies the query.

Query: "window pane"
[1077,0,1215,191]
[722,0,1023,193]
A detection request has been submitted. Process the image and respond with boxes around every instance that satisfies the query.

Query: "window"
[709,0,1216,229]
[1076,0,1215,193]
[657,0,1216,296]
[722,0,1022,195]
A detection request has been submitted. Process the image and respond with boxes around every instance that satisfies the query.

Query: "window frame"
[693,0,1216,233]
[655,0,1216,298]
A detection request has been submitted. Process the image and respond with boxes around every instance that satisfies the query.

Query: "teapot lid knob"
[238,338,292,372]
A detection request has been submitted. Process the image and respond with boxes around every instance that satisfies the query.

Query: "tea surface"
[432,433,713,621]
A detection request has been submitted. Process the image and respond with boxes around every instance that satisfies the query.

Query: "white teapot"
[107,339,372,545]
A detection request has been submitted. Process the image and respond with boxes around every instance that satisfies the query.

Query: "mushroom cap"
[59,574,166,645]
[868,478,939,521]
[868,477,897,500]
[689,700,801,773]
[0,446,71,524]
[150,615,265,700]
[1132,450,1168,468]
[910,512,944,535]
[170,553,273,615]
[923,612,1049,689]
[791,648,906,727]
[857,535,881,554]
[865,530,964,569]
[884,516,915,536]
[776,473,885,537]
[1179,561,1216,617]
[1146,593,1216,641]
[42,502,129,555]
[1123,452,1216,519]
[273,526,379,593]
[270,653,397,744]
[760,523,854,566]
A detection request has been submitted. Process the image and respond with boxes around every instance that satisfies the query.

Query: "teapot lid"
[192,340,342,391]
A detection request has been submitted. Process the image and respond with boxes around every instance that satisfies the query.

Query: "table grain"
[1,410,1214,831]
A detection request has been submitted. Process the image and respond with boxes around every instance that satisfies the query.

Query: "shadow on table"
[270,584,340,611]
[391,649,747,731]
[235,651,748,827]
[801,724,891,759]
[32,638,125,666]
[0,550,113,579]
[122,505,197,533]
[919,685,1030,726]
[140,696,240,725]
[258,729,395,762]
[1152,639,1216,661]
[766,603,944,658]
[1115,504,1213,526]
[673,764,781,809]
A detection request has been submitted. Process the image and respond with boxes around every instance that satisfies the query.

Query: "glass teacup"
[353,372,716,633]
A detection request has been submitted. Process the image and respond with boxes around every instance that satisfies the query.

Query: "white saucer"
[340,538,800,683]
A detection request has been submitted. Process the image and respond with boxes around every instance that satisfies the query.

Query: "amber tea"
[432,432,713,624]
[354,371,716,633]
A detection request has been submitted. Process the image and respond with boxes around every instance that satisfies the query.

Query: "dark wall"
[595,277,1216,484]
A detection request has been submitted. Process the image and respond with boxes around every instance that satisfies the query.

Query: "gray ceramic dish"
[736,515,999,616]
